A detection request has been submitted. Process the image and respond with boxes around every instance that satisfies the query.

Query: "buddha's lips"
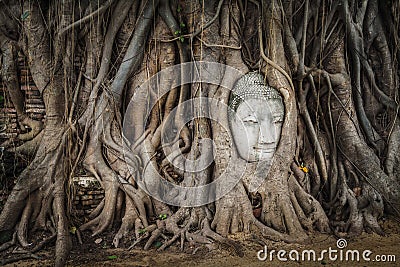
[252,147,275,153]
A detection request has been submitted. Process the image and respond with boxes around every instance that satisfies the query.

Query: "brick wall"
[72,176,105,216]
[0,55,45,140]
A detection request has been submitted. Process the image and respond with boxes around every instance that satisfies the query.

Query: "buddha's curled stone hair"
[228,71,283,114]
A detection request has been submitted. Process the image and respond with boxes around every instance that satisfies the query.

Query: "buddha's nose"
[259,121,276,144]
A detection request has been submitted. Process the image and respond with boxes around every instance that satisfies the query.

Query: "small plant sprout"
[159,214,167,220]
[21,11,30,21]
[69,226,77,234]
[154,241,162,248]
[138,228,147,235]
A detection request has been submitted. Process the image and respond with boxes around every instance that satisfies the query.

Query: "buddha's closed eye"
[243,115,258,124]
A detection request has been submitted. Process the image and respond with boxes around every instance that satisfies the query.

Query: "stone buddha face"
[229,72,284,162]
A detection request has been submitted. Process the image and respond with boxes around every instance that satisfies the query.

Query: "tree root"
[0,252,40,265]
[329,161,384,237]
[0,123,72,266]
[289,175,331,233]
[213,180,303,244]
[17,116,43,142]
[0,232,17,253]
[127,206,245,257]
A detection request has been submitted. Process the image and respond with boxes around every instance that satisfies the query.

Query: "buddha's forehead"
[236,98,284,116]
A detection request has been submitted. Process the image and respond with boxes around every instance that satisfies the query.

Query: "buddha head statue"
[228,72,284,162]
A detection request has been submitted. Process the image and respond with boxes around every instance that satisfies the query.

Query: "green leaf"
[174,30,181,36]
[21,11,30,21]
[69,226,77,234]
[180,22,186,28]
[177,6,182,13]
[108,255,117,260]
[179,36,184,43]
[138,228,147,234]
[158,214,167,220]
[154,241,162,248]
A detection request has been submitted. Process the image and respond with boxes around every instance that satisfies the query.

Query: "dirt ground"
[2,217,399,267]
